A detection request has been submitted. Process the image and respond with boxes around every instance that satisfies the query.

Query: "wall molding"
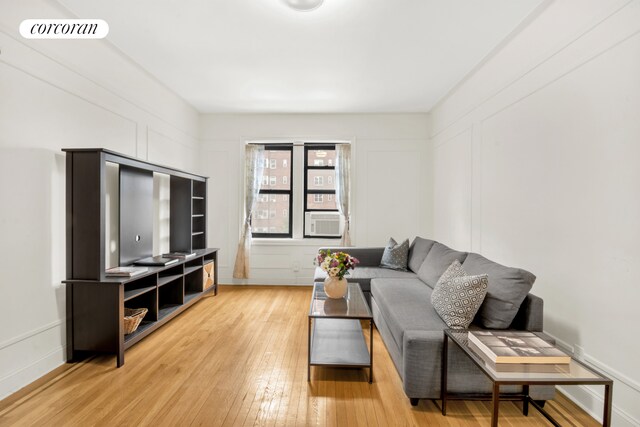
[52,0,199,135]
[551,334,640,395]
[557,384,639,427]
[0,26,198,141]
[478,28,640,130]
[0,320,62,352]
[148,128,199,153]
[546,334,640,425]
[430,125,472,149]
[429,0,553,118]
[430,0,636,139]
[0,41,138,132]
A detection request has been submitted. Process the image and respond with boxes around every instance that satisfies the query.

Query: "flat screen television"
[119,166,153,265]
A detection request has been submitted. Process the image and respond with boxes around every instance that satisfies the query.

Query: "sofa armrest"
[509,293,544,332]
[318,247,385,267]
[402,330,443,396]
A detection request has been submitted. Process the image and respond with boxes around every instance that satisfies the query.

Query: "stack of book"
[468,331,570,372]
[134,256,179,266]
[105,266,149,278]
[162,252,196,260]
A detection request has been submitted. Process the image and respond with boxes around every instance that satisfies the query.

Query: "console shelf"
[158,274,183,287]
[63,148,219,368]
[124,286,156,302]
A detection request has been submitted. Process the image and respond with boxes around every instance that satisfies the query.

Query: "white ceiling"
[59,0,542,113]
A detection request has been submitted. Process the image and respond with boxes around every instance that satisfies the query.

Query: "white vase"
[324,276,348,299]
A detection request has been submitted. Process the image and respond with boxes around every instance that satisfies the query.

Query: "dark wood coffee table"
[442,329,613,426]
[308,282,373,383]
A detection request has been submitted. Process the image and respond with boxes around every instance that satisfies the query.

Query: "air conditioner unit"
[305,212,343,237]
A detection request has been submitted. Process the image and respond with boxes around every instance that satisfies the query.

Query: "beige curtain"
[335,144,352,246]
[233,145,265,279]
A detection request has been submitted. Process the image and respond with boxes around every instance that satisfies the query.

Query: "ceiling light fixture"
[283,0,324,12]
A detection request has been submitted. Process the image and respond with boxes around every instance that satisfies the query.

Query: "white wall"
[0,0,200,399]
[200,114,431,285]
[429,0,640,425]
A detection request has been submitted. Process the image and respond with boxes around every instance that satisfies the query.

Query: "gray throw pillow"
[431,260,488,329]
[462,253,536,329]
[380,237,410,271]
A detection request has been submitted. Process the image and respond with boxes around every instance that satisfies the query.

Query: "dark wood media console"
[64,249,218,367]
[63,148,218,367]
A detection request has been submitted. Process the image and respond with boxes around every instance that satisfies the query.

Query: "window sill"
[252,238,342,247]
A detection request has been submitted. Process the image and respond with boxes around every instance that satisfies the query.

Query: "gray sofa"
[314,237,555,405]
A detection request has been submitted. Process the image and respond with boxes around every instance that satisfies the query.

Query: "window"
[305,145,338,237]
[249,142,344,239]
[251,145,293,238]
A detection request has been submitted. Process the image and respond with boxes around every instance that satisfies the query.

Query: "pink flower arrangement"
[315,249,359,280]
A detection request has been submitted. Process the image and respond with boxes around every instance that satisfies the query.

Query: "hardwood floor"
[0,286,599,426]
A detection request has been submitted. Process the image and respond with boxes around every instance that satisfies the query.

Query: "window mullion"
[292,145,305,240]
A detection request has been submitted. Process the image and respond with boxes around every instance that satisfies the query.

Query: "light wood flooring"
[0,286,599,426]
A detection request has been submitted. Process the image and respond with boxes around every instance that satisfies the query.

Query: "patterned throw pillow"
[380,237,410,271]
[431,260,488,329]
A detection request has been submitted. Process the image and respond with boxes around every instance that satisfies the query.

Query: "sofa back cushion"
[407,237,436,273]
[417,242,468,288]
[462,253,536,329]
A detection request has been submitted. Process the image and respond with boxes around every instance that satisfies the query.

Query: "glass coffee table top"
[309,282,372,319]
[446,329,610,384]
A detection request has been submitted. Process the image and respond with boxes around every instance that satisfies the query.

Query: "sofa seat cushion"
[417,242,468,288]
[371,278,446,351]
[314,266,417,293]
[462,253,536,329]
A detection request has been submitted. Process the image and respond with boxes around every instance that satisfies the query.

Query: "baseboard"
[223,277,315,286]
[0,346,66,401]
[549,334,640,426]
[0,321,66,401]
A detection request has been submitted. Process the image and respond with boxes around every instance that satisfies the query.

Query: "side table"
[442,330,613,426]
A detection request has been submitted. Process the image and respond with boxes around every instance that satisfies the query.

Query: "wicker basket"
[124,307,148,335]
